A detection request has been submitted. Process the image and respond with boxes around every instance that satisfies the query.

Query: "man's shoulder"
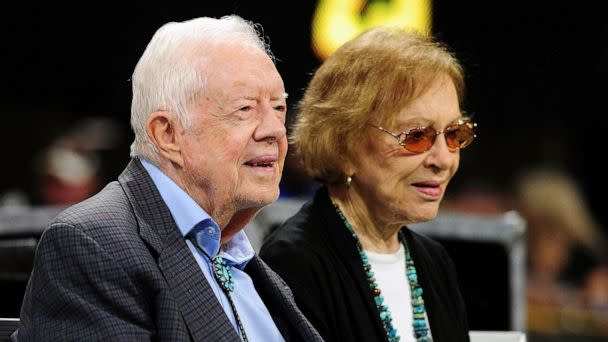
[52,180,135,233]
[43,179,155,264]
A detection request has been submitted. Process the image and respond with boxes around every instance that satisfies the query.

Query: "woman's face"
[348,76,462,227]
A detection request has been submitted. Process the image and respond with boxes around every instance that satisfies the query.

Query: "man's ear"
[146,111,185,167]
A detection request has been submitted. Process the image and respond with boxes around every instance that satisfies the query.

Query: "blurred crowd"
[444,167,608,337]
[514,168,608,336]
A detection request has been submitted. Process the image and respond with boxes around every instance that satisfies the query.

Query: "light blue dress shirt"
[141,159,285,342]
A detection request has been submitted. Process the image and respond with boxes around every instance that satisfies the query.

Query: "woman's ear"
[341,153,356,178]
[146,111,185,167]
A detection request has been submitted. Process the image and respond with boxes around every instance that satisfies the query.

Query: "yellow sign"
[312,0,432,60]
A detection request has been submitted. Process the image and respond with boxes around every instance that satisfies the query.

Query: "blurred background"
[1,1,607,340]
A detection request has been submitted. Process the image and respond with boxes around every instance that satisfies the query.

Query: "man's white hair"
[129,15,273,164]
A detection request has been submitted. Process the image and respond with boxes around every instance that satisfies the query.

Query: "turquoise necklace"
[334,204,431,342]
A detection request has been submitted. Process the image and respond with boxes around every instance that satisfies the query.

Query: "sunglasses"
[370,119,477,153]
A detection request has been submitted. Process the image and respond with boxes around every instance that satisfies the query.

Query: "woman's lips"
[412,181,443,198]
[414,185,442,197]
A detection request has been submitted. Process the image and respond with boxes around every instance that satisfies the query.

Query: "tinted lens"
[445,123,475,149]
[404,127,436,153]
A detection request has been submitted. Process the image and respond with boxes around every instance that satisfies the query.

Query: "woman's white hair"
[129,15,273,163]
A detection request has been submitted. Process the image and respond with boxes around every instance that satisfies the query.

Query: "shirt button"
[206,228,215,236]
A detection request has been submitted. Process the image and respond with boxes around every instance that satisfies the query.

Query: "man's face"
[178,43,287,220]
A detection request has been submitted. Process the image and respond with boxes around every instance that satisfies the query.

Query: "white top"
[366,244,432,341]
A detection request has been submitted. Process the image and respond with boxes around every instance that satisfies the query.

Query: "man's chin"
[253,192,280,207]
[241,187,280,208]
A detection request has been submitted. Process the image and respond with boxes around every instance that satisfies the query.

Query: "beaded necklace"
[334,204,431,342]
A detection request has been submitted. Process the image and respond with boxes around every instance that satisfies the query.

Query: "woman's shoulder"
[407,228,445,250]
[405,228,455,266]
[262,187,335,252]
[258,201,336,289]
[262,202,325,251]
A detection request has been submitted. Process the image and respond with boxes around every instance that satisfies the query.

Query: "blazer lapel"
[118,159,239,341]
[245,256,323,342]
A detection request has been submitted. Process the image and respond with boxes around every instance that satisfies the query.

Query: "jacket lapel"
[313,187,389,340]
[245,256,323,342]
[403,230,447,342]
[118,159,239,341]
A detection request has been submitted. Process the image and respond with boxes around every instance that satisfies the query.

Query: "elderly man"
[14,15,322,342]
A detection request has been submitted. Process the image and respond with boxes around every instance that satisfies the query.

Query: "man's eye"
[274,105,286,112]
[239,106,253,112]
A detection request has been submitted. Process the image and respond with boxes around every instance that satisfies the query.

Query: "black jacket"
[260,187,469,342]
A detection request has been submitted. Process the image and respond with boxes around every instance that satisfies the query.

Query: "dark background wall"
[2,1,606,230]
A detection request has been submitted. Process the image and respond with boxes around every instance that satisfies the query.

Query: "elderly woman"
[260,26,475,342]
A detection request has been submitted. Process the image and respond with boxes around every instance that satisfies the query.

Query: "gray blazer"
[14,158,323,342]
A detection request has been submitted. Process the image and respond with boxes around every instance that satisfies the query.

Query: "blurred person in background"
[35,144,102,206]
[14,15,322,341]
[32,117,125,206]
[514,166,608,335]
[260,27,475,342]
[0,117,125,208]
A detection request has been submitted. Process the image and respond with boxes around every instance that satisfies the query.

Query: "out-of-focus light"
[312,0,432,61]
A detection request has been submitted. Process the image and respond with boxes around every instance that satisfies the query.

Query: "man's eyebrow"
[239,92,287,101]
[271,92,288,101]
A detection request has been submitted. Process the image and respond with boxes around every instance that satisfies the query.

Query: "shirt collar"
[140,158,254,268]
[219,230,255,269]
